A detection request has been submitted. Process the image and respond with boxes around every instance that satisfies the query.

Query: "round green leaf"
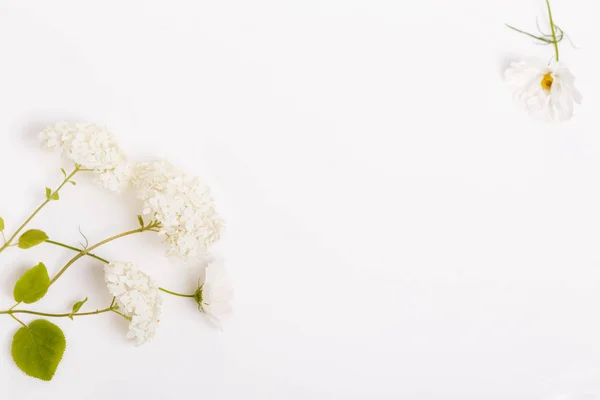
[13,262,50,304]
[18,229,49,249]
[0,217,4,231]
[11,319,66,381]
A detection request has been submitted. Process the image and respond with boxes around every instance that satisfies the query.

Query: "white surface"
[0,0,599,398]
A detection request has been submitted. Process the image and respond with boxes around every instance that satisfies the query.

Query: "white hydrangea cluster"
[196,259,233,327]
[40,122,232,334]
[104,262,163,346]
[40,122,133,191]
[133,159,223,258]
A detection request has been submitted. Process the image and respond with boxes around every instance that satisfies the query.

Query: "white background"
[0,0,599,398]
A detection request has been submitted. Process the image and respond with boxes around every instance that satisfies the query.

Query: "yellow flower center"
[541,73,554,91]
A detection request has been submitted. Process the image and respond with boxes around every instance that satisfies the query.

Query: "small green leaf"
[18,230,49,249]
[68,297,88,320]
[137,215,144,227]
[60,168,67,177]
[46,188,59,201]
[13,262,50,304]
[12,319,66,381]
[68,181,76,186]
[0,217,4,231]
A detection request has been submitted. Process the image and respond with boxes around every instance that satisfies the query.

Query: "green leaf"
[68,181,76,186]
[46,188,59,201]
[12,319,66,381]
[68,297,88,320]
[18,229,49,249]
[60,168,67,178]
[0,217,4,231]
[13,262,50,304]
[137,215,144,227]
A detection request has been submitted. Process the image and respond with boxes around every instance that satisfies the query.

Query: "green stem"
[9,313,27,327]
[49,225,158,286]
[0,166,81,254]
[45,239,109,263]
[505,24,554,43]
[159,287,196,298]
[45,239,196,299]
[0,307,114,319]
[545,0,559,61]
[111,309,132,320]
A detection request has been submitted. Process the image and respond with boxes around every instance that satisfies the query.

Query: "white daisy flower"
[505,60,582,122]
[195,259,233,327]
[40,122,133,191]
[104,262,163,345]
[132,159,223,258]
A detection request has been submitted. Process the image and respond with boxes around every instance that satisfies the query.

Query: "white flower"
[104,262,163,345]
[505,60,582,122]
[195,259,233,326]
[132,159,223,258]
[40,122,133,191]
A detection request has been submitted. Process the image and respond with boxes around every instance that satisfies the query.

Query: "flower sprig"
[0,165,82,253]
[0,123,233,381]
[507,0,563,61]
[504,0,582,122]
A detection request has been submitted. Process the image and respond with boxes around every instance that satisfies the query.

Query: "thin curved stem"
[49,225,157,286]
[9,313,27,327]
[0,166,80,254]
[0,307,113,319]
[545,0,559,61]
[46,238,196,300]
[506,24,554,44]
[159,287,196,298]
[45,240,109,263]
[110,309,132,320]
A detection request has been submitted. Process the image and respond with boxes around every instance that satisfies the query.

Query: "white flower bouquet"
[0,123,233,381]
